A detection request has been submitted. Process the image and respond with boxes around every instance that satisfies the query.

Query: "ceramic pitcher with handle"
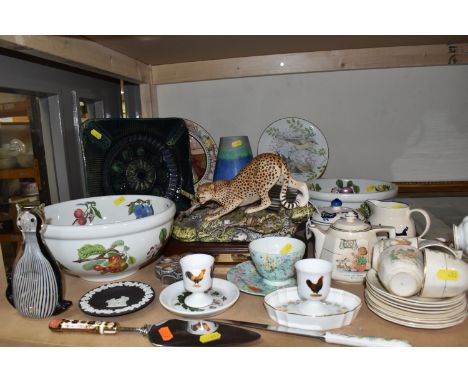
[366,200,431,238]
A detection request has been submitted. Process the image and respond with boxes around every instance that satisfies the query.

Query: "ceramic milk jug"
[6,205,71,318]
[366,200,431,238]
[310,212,396,282]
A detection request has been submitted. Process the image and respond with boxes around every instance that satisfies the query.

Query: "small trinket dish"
[154,255,184,284]
[264,287,361,331]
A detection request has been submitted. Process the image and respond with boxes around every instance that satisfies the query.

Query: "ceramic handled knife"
[215,319,411,347]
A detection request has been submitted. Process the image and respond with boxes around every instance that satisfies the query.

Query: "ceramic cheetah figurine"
[196,153,309,221]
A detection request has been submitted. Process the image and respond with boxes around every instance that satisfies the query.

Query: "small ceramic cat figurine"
[6,204,71,318]
[196,153,309,221]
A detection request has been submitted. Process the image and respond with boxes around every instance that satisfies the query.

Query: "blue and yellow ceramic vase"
[213,136,253,181]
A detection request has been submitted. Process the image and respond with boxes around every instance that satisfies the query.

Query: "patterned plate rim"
[184,118,218,186]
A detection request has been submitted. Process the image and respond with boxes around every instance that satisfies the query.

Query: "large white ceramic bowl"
[43,195,176,282]
[309,178,398,209]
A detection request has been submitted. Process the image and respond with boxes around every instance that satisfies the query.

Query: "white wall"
[156,65,468,182]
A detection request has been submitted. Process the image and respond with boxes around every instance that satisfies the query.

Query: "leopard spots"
[195,153,309,221]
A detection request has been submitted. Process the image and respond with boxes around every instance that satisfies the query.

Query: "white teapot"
[309,213,396,283]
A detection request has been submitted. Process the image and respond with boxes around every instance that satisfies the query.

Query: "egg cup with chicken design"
[295,259,332,315]
[180,254,215,308]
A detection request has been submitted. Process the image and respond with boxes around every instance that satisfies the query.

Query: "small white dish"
[159,278,240,318]
[264,287,361,331]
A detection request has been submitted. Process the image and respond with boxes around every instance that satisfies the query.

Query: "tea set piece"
[372,238,468,299]
[365,268,467,329]
[374,244,425,298]
[417,240,468,298]
[159,277,240,318]
[309,198,365,231]
[365,290,467,329]
[79,281,155,317]
[227,236,305,296]
[367,200,431,238]
[308,178,397,208]
[249,237,305,285]
[366,269,465,308]
[453,216,468,255]
[227,261,297,296]
[264,286,362,331]
[365,290,467,321]
[310,212,396,283]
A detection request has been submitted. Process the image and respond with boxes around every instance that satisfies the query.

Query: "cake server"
[214,319,411,347]
[49,318,260,346]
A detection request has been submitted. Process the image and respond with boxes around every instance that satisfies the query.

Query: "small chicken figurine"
[185,268,207,288]
[306,276,324,297]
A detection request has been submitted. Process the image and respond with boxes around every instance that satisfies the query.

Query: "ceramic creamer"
[366,200,431,238]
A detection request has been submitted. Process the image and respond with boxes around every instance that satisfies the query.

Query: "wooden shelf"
[0,233,21,243]
[0,158,41,187]
[0,159,41,245]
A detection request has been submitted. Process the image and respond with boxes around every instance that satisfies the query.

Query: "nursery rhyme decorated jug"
[366,200,431,238]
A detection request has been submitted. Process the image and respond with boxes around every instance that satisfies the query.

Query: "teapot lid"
[330,212,371,232]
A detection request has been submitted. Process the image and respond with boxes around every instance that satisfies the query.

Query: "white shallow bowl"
[309,178,398,209]
[43,195,176,282]
[264,287,361,330]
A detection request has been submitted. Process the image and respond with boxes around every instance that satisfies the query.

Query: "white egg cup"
[295,258,332,315]
[180,254,215,308]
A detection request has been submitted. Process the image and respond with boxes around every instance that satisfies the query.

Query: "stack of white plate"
[365,269,467,329]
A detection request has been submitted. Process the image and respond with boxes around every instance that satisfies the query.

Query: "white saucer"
[159,278,240,318]
[264,287,361,331]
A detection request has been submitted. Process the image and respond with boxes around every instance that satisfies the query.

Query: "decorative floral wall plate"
[258,117,329,188]
[79,281,155,317]
[184,119,218,186]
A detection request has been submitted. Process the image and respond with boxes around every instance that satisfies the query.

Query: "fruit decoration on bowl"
[43,195,175,282]
[309,178,398,211]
